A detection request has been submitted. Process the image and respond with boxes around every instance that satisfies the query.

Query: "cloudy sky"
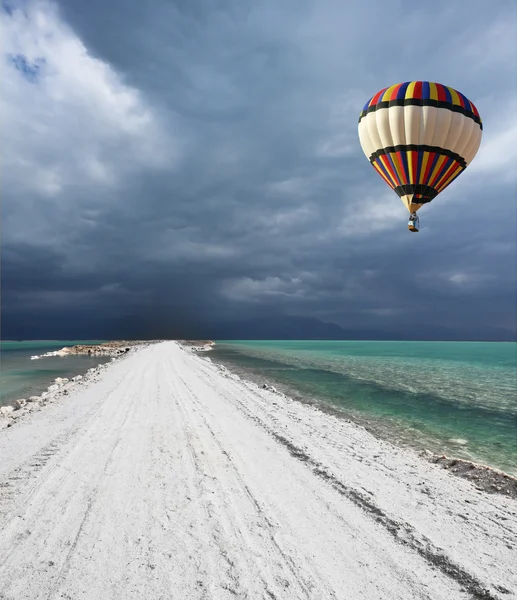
[2,0,517,340]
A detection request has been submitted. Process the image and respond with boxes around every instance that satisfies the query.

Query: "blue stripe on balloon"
[421,81,430,101]
[396,82,410,101]
[416,149,425,184]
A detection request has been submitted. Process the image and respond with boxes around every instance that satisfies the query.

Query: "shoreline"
[2,338,516,499]
[29,340,159,360]
[180,340,517,500]
[0,341,160,425]
[0,341,516,599]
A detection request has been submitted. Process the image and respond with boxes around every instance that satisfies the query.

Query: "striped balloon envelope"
[358,81,483,228]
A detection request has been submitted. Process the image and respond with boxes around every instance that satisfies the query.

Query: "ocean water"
[0,341,110,406]
[209,341,517,475]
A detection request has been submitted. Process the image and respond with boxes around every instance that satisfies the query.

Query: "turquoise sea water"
[0,341,109,406]
[210,341,517,475]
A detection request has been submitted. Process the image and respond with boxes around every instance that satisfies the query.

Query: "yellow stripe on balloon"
[381,156,399,188]
[429,82,438,101]
[436,165,463,193]
[419,152,430,185]
[407,150,414,182]
[390,151,405,185]
[373,162,395,189]
[429,155,447,186]
[405,81,417,100]
[381,84,398,102]
[434,162,459,191]
[447,87,461,106]
[375,156,397,188]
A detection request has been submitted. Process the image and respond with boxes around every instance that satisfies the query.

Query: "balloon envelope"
[358,82,483,214]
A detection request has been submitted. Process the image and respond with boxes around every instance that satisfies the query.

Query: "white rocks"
[0,417,13,430]
[217,366,231,378]
[185,343,214,353]
[10,408,27,419]
[0,363,114,429]
[30,348,70,360]
[262,384,277,393]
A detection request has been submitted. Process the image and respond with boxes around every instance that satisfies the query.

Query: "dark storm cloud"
[2,0,516,339]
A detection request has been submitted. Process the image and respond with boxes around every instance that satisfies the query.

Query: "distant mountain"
[2,311,515,342]
[206,316,349,340]
[206,316,517,342]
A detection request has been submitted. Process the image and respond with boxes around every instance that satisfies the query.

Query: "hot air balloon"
[357,81,482,232]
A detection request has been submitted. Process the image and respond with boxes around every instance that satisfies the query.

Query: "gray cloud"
[2,0,517,339]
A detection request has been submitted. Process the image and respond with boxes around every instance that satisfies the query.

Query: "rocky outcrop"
[422,453,517,499]
[30,340,163,361]
[64,341,138,356]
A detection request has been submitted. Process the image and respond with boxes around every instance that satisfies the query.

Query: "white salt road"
[0,342,515,600]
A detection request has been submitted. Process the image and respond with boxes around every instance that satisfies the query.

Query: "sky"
[2,0,517,340]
